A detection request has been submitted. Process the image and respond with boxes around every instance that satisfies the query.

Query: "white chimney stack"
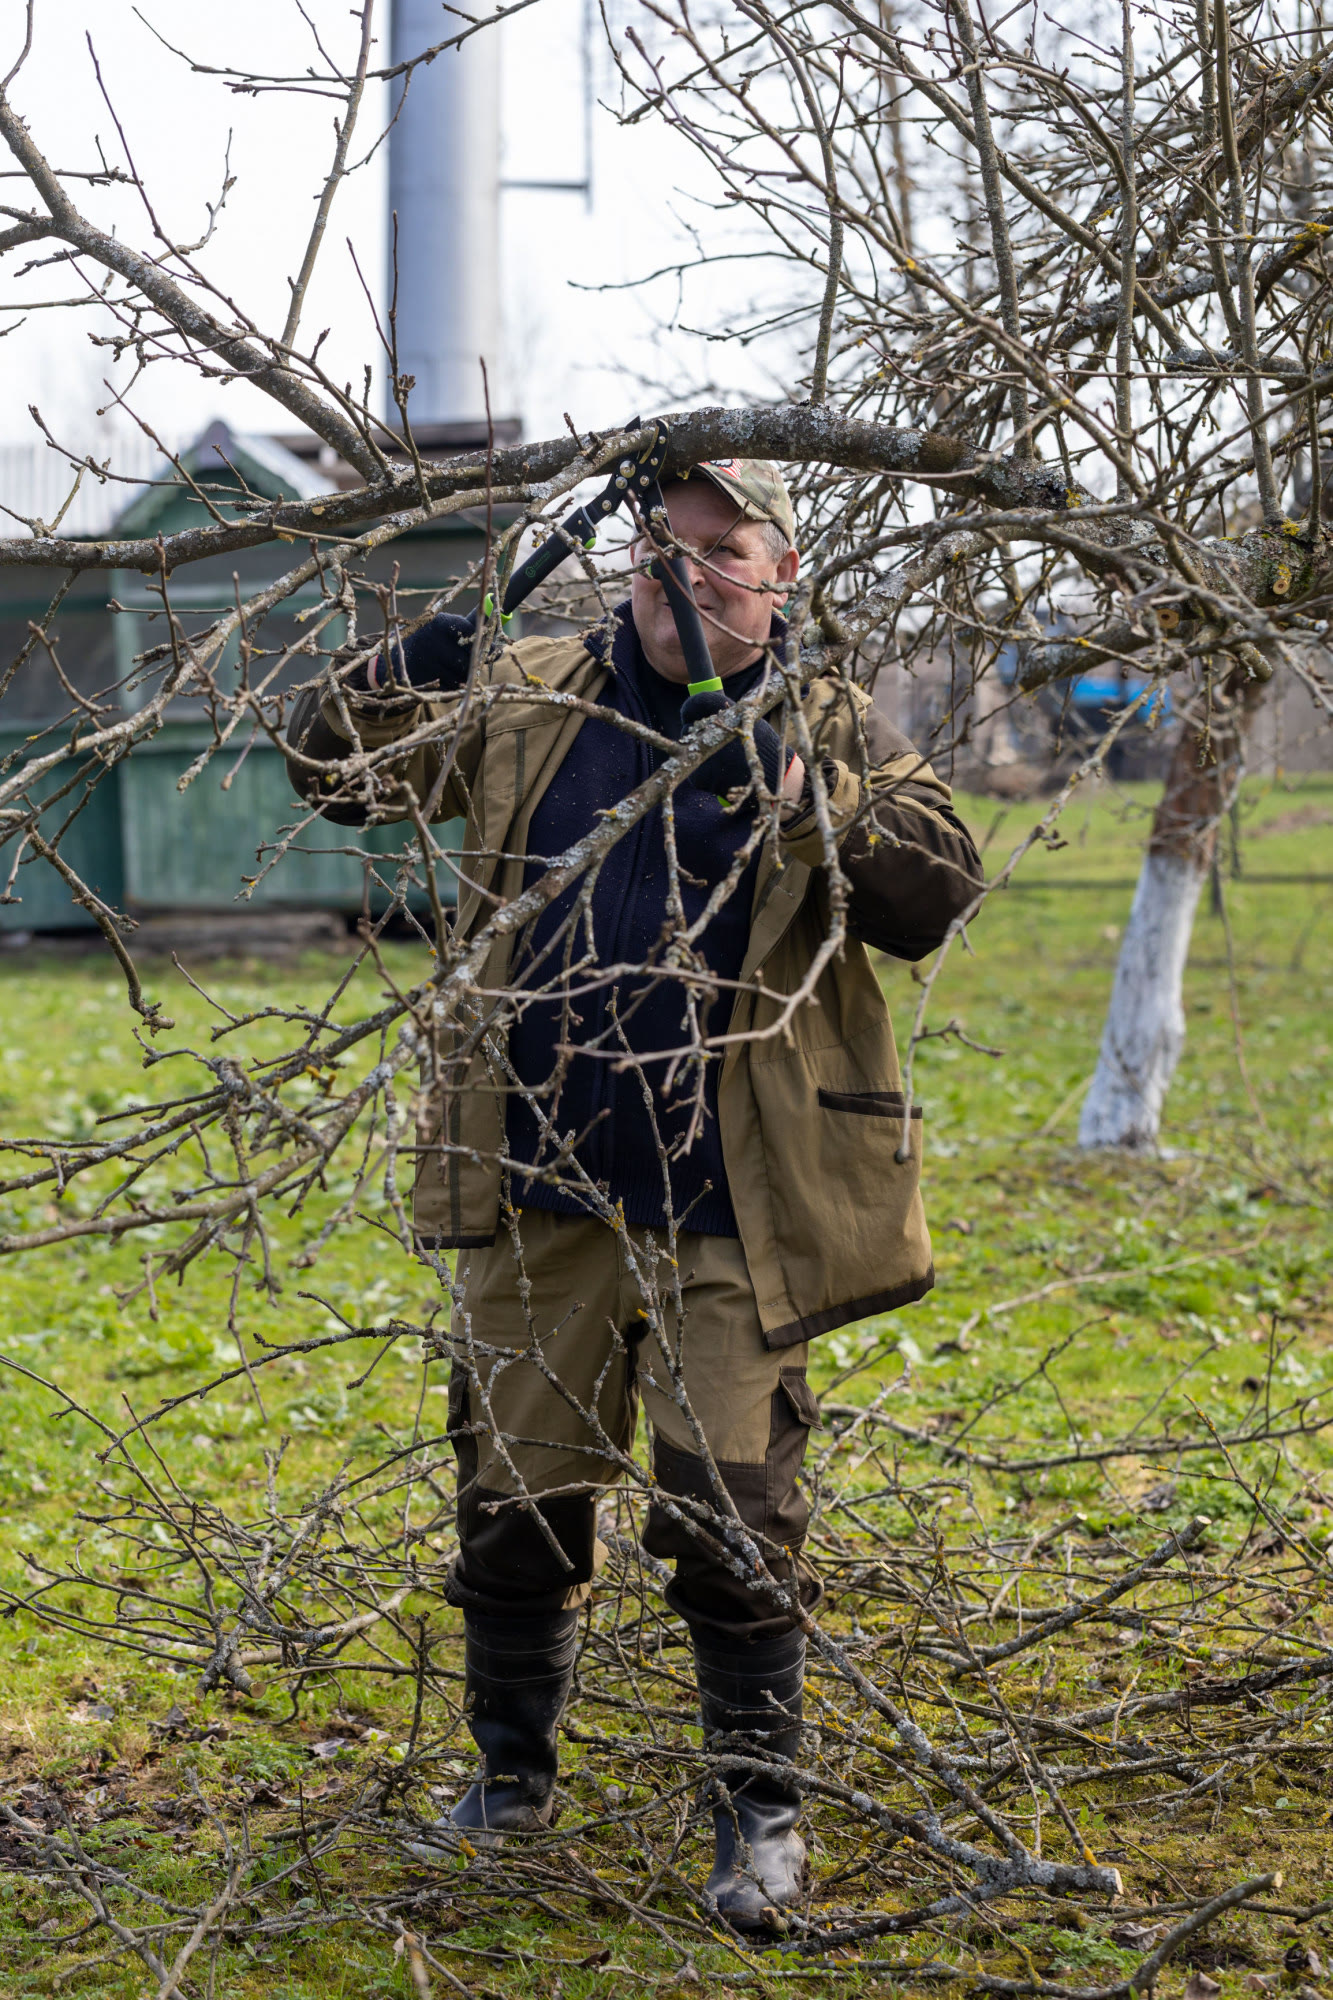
[388,1,502,427]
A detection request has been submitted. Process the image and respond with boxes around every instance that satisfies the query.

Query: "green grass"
[0,772,1331,1996]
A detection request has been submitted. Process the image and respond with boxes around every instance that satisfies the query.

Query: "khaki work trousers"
[444,1209,823,1638]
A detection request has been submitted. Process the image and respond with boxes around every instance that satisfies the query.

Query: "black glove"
[350,611,476,695]
[679,687,791,804]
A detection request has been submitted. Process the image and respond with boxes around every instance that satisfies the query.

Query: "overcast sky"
[0,0,765,471]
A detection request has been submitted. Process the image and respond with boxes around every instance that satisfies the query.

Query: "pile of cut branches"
[4,1314,1333,1995]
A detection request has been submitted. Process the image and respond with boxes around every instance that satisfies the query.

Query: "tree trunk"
[971,666,1022,770]
[1078,674,1257,1151]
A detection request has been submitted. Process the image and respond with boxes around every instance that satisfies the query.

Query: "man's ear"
[774,544,799,591]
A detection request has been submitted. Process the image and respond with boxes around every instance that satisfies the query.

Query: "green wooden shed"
[0,422,479,931]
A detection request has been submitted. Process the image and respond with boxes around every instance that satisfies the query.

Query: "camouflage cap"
[680,457,796,547]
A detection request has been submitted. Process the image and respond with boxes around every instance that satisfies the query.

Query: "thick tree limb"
[0,211,48,253]
[0,408,1071,572]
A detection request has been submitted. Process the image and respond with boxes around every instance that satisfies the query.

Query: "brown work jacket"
[289,628,983,1347]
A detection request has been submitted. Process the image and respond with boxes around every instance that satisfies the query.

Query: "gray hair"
[757,517,792,568]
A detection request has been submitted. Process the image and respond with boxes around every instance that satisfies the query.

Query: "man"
[286,459,983,1929]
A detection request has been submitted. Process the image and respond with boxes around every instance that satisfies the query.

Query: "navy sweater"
[504,607,773,1236]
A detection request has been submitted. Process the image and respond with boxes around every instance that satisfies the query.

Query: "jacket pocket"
[749,1040,932,1340]
[817,1087,923,1120]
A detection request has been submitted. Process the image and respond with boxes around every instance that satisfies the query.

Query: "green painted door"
[0,733,125,931]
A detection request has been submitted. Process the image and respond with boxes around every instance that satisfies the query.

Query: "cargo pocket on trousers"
[765,1368,819,1550]
[447,1367,479,1515]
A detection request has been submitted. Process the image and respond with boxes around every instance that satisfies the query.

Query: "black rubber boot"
[409,1609,578,1855]
[694,1627,808,1933]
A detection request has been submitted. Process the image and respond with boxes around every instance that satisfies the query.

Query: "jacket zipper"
[584,677,658,1189]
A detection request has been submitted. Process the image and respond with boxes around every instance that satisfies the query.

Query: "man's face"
[630,479,799,682]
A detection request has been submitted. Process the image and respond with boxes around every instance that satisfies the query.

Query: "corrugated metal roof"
[0,433,169,537]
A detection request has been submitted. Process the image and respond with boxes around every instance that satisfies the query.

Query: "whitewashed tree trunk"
[1076,850,1205,1149]
[1078,671,1261,1152]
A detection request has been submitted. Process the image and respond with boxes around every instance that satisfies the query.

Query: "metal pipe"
[388,1,501,424]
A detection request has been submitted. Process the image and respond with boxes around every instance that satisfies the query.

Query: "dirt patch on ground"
[1251,805,1333,838]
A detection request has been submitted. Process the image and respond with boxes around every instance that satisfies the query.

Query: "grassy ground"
[0,773,1330,1996]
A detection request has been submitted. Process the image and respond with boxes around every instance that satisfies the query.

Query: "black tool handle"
[378,422,677,687]
[489,419,671,623]
[639,477,716,685]
[493,505,601,617]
